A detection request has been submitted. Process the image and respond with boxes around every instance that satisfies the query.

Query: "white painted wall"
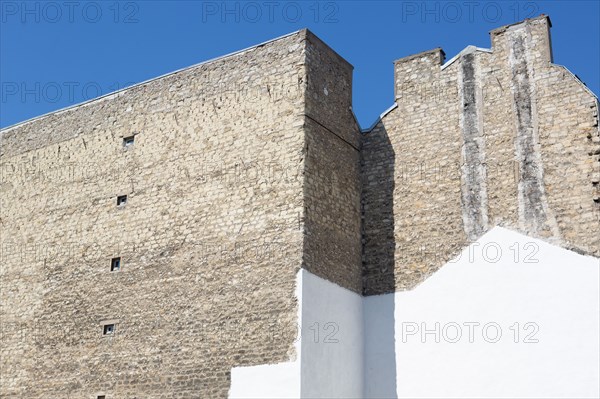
[229,361,301,399]
[229,272,302,398]
[365,227,600,399]
[231,227,599,398]
[300,269,364,398]
[364,293,397,398]
[229,269,364,398]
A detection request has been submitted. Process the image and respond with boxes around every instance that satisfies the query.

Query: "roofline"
[441,45,492,71]
[349,107,362,132]
[552,63,598,101]
[304,29,354,70]
[490,14,551,36]
[361,63,598,136]
[1,29,305,133]
[361,102,398,133]
[393,48,445,65]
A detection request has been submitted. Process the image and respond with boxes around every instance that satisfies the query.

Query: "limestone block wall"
[362,47,465,294]
[302,31,362,294]
[1,13,598,397]
[0,31,311,398]
[362,16,600,294]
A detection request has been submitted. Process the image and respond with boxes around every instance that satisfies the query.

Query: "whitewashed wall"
[300,270,364,398]
[365,227,600,399]
[232,227,599,398]
[229,272,302,399]
[230,269,364,398]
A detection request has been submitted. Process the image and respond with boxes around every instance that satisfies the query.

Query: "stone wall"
[302,31,362,294]
[1,14,598,396]
[362,16,600,294]
[1,31,312,398]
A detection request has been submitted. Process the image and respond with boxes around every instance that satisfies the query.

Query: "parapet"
[393,48,445,100]
[393,14,554,100]
[490,14,553,63]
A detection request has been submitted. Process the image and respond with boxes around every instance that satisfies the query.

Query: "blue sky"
[1,0,598,129]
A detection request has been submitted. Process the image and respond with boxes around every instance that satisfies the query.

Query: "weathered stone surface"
[1,15,598,396]
[0,29,360,398]
[362,16,600,294]
[302,31,362,294]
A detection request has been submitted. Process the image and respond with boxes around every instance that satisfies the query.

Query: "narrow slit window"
[123,135,135,148]
[116,195,128,206]
[97,396,106,399]
[111,257,121,271]
[103,324,115,336]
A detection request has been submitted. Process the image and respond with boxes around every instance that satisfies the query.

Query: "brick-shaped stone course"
[1,15,598,396]
[362,16,600,294]
[1,31,311,398]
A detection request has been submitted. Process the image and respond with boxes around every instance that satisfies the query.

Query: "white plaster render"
[232,227,600,399]
[229,269,364,398]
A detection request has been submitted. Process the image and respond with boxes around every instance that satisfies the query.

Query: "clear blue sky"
[1,0,598,129]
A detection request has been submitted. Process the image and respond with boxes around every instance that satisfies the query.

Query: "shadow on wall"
[361,123,398,398]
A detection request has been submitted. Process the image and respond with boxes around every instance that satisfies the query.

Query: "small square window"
[111,257,121,272]
[103,324,115,335]
[116,195,128,206]
[123,135,135,148]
